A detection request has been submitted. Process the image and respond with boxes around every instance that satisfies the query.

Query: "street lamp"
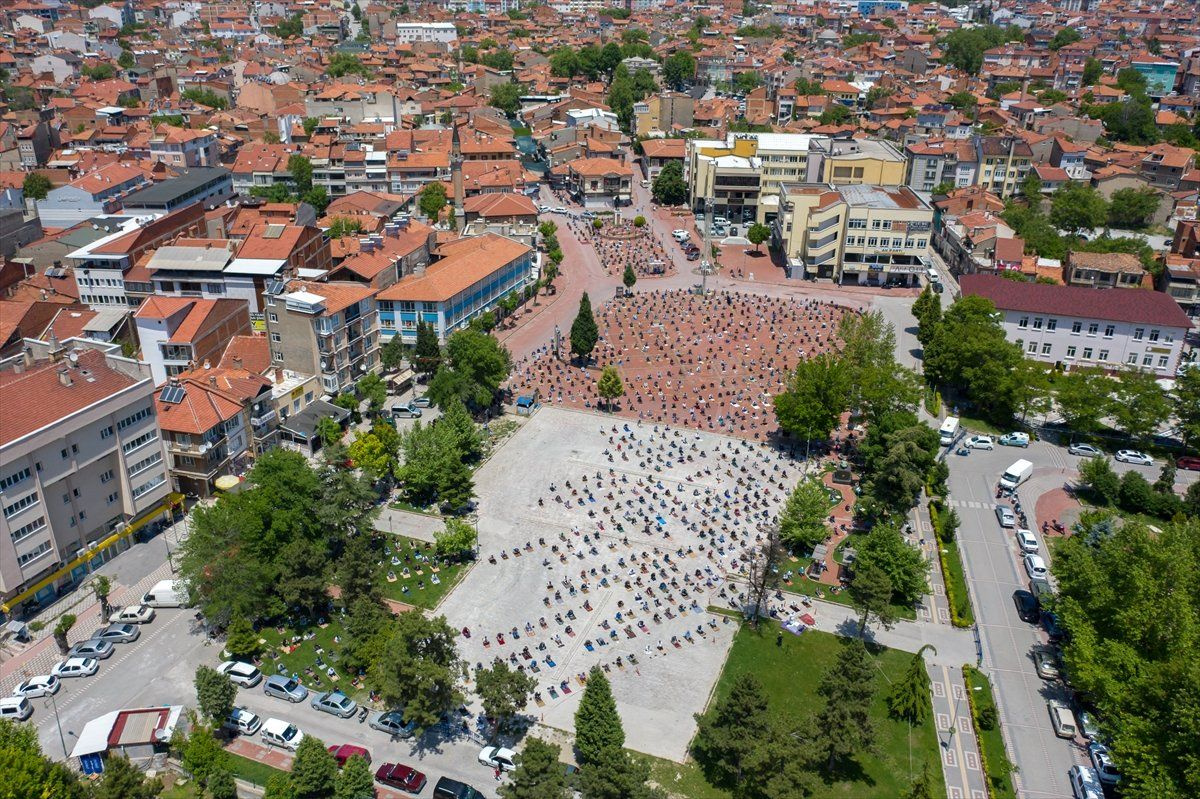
[46,690,68,758]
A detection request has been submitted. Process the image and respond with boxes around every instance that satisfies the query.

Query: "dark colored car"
[433,777,483,799]
[1042,610,1066,641]
[376,763,428,794]
[686,251,701,261]
[1013,589,1039,623]
[328,744,371,767]
[1177,455,1200,471]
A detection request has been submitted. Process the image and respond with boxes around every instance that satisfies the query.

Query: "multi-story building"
[0,337,172,609]
[686,133,822,224]
[148,125,219,169]
[377,233,532,343]
[264,280,379,396]
[120,168,235,216]
[1064,251,1146,289]
[392,22,458,44]
[961,274,1191,374]
[1159,255,1200,318]
[35,164,151,229]
[633,92,694,138]
[771,183,933,285]
[133,297,252,385]
[976,136,1033,198]
[564,158,633,208]
[808,138,906,187]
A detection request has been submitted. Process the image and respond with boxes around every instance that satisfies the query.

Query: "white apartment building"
[0,338,172,610]
[393,22,458,44]
[961,275,1192,374]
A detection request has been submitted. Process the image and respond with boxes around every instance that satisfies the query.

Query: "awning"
[280,400,351,442]
[71,711,120,759]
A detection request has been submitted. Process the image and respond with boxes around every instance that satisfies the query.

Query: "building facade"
[264,281,379,396]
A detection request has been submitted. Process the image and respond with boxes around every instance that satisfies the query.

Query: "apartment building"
[633,92,695,138]
[564,158,633,208]
[1064,251,1146,289]
[133,297,252,385]
[148,125,219,169]
[35,164,151,229]
[808,138,906,186]
[393,22,458,44]
[264,280,379,396]
[0,338,171,608]
[686,133,822,225]
[961,274,1191,374]
[772,183,933,286]
[120,168,235,216]
[377,233,532,343]
[904,136,1032,197]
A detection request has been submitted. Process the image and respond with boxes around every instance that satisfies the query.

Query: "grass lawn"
[229,752,287,786]
[781,571,918,621]
[958,415,1006,436]
[939,537,975,626]
[376,534,472,609]
[963,666,1017,799]
[649,622,944,799]
[257,615,368,697]
[159,783,200,799]
[387,499,440,516]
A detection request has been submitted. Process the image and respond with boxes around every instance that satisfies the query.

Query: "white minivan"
[1048,701,1079,739]
[0,696,33,721]
[141,579,188,608]
[261,718,304,751]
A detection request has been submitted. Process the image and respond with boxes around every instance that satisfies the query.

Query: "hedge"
[962,665,1017,799]
[929,501,974,627]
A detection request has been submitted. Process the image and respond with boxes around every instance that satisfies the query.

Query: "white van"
[261,718,304,751]
[938,416,960,446]
[1048,701,1078,738]
[999,459,1034,491]
[141,579,188,608]
[926,267,941,284]
[0,696,33,721]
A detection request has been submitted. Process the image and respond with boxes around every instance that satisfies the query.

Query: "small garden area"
[257,615,362,697]
[963,665,1017,799]
[928,500,974,627]
[376,534,472,608]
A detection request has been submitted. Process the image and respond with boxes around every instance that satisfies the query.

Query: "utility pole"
[702,158,715,294]
[47,690,67,758]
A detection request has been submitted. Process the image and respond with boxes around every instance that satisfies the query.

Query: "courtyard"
[438,406,810,761]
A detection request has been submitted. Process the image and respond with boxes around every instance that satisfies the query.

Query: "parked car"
[1012,590,1039,623]
[671,229,689,241]
[1024,553,1049,579]
[999,432,1030,447]
[1088,742,1120,785]
[1030,576,1054,604]
[261,718,304,751]
[536,205,550,214]
[225,707,262,736]
[108,604,155,624]
[375,762,428,793]
[218,660,263,688]
[433,776,484,799]
[1114,449,1153,465]
[1042,610,1066,642]
[369,710,416,738]
[478,746,517,772]
[1176,455,1200,471]
[1067,443,1103,457]
[686,251,701,261]
[12,675,59,698]
[995,504,1017,528]
[328,743,372,767]
[1015,528,1039,553]
[52,657,99,678]
[391,404,422,419]
[67,639,113,660]
[311,690,357,718]
[1034,649,1060,680]
[263,675,308,703]
[966,435,994,450]
[410,395,432,408]
[0,696,33,721]
[1048,700,1079,738]
[1068,764,1104,799]
[90,623,140,644]
[1078,711,1102,741]
[552,207,568,215]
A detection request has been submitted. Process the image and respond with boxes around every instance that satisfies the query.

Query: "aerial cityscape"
[0,1,1197,798]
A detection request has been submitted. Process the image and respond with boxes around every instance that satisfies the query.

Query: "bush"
[979,705,998,730]
[1117,471,1154,514]
[592,219,603,230]
[633,215,646,227]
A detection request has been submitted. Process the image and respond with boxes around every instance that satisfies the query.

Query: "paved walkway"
[791,597,978,667]
[912,499,954,626]
[929,663,989,799]
[375,507,444,543]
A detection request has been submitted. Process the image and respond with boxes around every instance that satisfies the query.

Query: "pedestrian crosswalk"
[947,499,997,510]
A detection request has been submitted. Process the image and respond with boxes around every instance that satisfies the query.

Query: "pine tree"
[622,263,637,290]
[888,645,934,725]
[814,638,876,770]
[291,735,337,799]
[499,738,570,799]
[334,754,375,799]
[691,673,771,785]
[901,761,937,799]
[573,666,624,765]
[439,396,483,462]
[569,292,599,363]
[413,321,442,378]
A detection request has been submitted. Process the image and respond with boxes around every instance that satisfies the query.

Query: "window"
[1133,327,1144,341]
[131,475,166,500]
[107,492,119,504]
[1032,317,1043,330]
[1047,318,1058,331]
[1158,355,1169,368]
[61,448,69,460]
[122,430,158,455]
[78,510,86,521]
[1018,316,1029,329]
[1087,323,1098,336]
[1149,329,1160,342]
[10,516,47,544]
[269,313,278,322]
[1071,321,1082,334]
[1099,350,1109,361]
[1027,341,1038,353]
[0,468,31,491]
[16,541,52,567]
[128,452,163,477]
[1103,325,1114,338]
[867,237,878,247]
[273,351,284,362]
[1143,354,1153,367]
[1066,346,1077,358]
[1082,348,1093,360]
[270,333,281,343]
[1127,353,1139,365]
[118,406,153,431]
[3,492,39,519]
[100,426,114,439]
[1042,343,1052,355]
[100,469,114,484]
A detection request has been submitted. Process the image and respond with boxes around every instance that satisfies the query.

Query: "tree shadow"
[820,754,874,786]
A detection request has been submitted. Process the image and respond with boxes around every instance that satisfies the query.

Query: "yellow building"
[810,138,907,186]
[633,92,695,138]
[772,183,933,286]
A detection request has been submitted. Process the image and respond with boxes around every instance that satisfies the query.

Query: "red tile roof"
[960,274,1191,328]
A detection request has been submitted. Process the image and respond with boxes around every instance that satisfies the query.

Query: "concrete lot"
[438,406,807,761]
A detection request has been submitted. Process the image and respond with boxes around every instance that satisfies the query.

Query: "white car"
[1068,764,1105,799]
[1015,528,1039,553]
[1067,443,1102,458]
[671,229,689,241]
[552,207,568,215]
[109,604,156,624]
[1114,449,1153,465]
[53,657,99,678]
[478,746,517,772]
[966,435,995,450]
[1024,554,1049,579]
[1088,742,1120,785]
[218,660,263,688]
[536,204,550,214]
[13,675,60,698]
[995,504,1017,528]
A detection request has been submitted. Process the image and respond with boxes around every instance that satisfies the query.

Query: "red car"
[1177,455,1200,471]
[374,762,428,794]
[328,744,372,767]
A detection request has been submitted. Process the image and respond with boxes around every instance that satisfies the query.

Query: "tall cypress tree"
[573,666,624,765]
[413,321,442,378]
[569,292,599,363]
[814,638,876,770]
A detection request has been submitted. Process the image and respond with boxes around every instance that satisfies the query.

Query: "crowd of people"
[564,217,676,279]
[508,290,854,440]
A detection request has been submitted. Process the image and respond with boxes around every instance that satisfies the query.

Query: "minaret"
[450,123,465,216]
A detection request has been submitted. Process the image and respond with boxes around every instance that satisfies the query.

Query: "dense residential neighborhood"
[1,1,1198,798]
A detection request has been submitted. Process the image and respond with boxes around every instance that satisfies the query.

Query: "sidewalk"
[912,499,953,626]
[929,663,988,799]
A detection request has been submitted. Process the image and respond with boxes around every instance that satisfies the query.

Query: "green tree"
[490,82,523,116]
[117,49,135,69]
[1049,182,1108,233]
[316,416,343,448]
[622,263,637,290]
[854,521,929,605]
[380,334,406,371]
[23,171,52,200]
[596,365,624,411]
[0,719,85,798]
[274,13,304,38]
[334,754,374,799]
[818,104,852,125]
[288,153,313,194]
[1110,369,1169,443]
[814,638,876,769]
[575,746,665,799]
[276,537,330,618]
[1049,28,1082,50]
[435,517,478,558]
[292,734,338,799]
[1106,186,1161,229]
[327,217,364,239]
[945,91,977,110]
[651,160,688,206]
[52,613,76,655]
[412,320,442,378]
[1173,367,1200,449]
[848,561,898,634]
[662,51,696,89]
[180,87,227,109]
[911,284,942,347]
[326,53,370,78]
[570,292,599,363]
[499,737,570,799]
[302,186,329,216]
[91,754,162,798]
[691,672,771,786]
[180,724,230,787]
[91,574,113,617]
[426,328,511,412]
[223,615,262,660]
[747,222,771,252]
[1118,471,1155,515]
[263,773,299,799]
[1055,367,1112,434]
[777,477,831,554]
[439,396,482,461]
[574,666,623,765]
[194,665,237,725]
[1078,456,1120,506]
[1020,171,1043,203]
[348,430,396,482]
[1093,97,1159,145]
[419,181,447,220]
[475,660,537,732]
[368,612,464,732]
[838,310,920,423]
[356,371,387,415]
[924,296,1023,421]
[772,353,851,442]
[207,770,237,799]
[901,761,938,799]
[1082,57,1103,86]
[888,645,935,725]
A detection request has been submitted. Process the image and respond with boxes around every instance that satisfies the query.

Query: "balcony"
[251,408,277,428]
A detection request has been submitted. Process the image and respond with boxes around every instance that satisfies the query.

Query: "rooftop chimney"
[58,368,72,387]
[22,347,34,367]
[233,356,243,370]
[208,374,217,388]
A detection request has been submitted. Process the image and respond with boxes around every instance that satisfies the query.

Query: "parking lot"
[439,406,805,760]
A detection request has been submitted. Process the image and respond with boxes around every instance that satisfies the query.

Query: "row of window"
[79,293,125,305]
[1020,339,1170,368]
[17,541,52,568]
[118,406,153,431]
[1017,316,1172,343]
[10,515,47,545]
[131,474,166,500]
[3,491,39,519]
[128,452,163,477]
[77,276,123,288]
[844,236,928,250]
[122,431,158,455]
[0,467,31,492]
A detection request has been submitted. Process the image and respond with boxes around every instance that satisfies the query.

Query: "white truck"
[141,579,188,608]
[939,416,960,447]
[999,459,1034,491]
